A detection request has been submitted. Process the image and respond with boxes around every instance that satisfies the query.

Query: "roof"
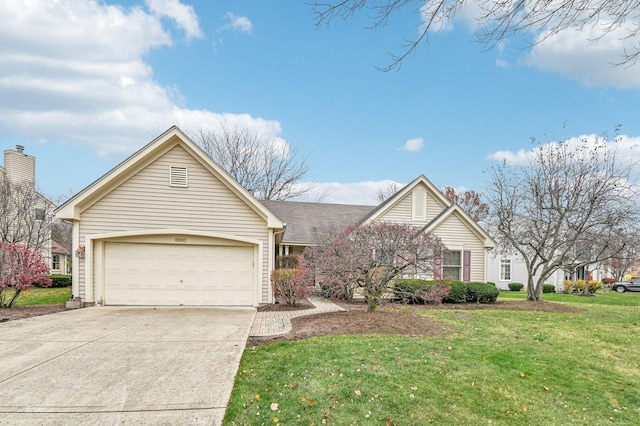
[261,200,375,245]
[51,240,70,255]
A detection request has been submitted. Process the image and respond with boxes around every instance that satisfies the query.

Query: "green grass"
[224,294,640,425]
[5,287,72,306]
[499,289,640,306]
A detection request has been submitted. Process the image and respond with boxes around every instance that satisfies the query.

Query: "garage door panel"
[104,243,254,306]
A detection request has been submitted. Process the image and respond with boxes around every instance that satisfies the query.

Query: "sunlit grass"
[225,294,640,425]
[3,287,72,306]
[498,289,640,306]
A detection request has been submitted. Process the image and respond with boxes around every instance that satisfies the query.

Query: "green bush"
[508,282,524,291]
[542,284,556,293]
[35,274,71,288]
[487,281,496,287]
[466,282,500,303]
[446,281,467,303]
[393,279,450,304]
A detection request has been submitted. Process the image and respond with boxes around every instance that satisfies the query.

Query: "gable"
[78,145,267,235]
[377,182,448,225]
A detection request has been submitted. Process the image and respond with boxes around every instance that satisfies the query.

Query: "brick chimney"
[3,145,36,184]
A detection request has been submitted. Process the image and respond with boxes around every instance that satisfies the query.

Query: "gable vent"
[169,166,188,187]
[412,188,426,220]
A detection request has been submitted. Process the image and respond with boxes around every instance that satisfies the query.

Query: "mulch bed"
[247,298,582,347]
[0,304,67,323]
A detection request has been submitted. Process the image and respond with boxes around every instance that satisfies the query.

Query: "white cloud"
[222,12,254,34]
[146,0,203,40]
[487,134,640,166]
[522,24,640,89]
[0,0,279,158]
[399,137,424,152]
[294,180,405,205]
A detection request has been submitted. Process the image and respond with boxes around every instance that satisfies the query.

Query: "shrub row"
[32,274,72,288]
[563,279,604,294]
[393,279,499,304]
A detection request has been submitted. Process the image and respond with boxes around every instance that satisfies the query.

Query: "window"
[52,254,60,271]
[442,250,461,280]
[412,188,426,220]
[500,258,511,281]
[34,208,45,221]
[169,166,188,187]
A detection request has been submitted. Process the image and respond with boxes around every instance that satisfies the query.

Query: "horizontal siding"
[379,183,448,225]
[432,212,486,282]
[79,145,271,303]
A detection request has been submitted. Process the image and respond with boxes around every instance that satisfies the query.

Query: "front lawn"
[8,287,72,306]
[499,289,640,306]
[224,294,640,425]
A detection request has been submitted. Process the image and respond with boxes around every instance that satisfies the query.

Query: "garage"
[104,242,254,306]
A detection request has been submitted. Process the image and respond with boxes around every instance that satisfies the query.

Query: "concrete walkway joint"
[250,296,344,337]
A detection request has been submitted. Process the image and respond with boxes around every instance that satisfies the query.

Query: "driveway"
[0,306,256,425]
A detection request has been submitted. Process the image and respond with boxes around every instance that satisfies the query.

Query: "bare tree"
[600,228,640,281]
[443,187,489,222]
[486,133,639,301]
[311,1,640,70]
[376,181,401,202]
[0,176,55,251]
[195,125,313,200]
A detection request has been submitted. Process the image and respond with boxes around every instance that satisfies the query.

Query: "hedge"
[508,282,524,291]
[33,274,71,288]
[393,279,497,304]
[542,284,555,293]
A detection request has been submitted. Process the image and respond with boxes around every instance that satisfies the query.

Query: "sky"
[1,0,639,205]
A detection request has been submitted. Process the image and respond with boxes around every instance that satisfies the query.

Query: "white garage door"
[104,243,254,306]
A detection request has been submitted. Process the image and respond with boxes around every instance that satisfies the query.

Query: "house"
[50,240,71,275]
[55,127,284,307]
[1,145,56,271]
[55,127,495,307]
[263,175,496,283]
[486,238,606,291]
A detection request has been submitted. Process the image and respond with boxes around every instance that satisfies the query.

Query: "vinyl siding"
[379,184,447,224]
[431,212,486,282]
[78,145,271,303]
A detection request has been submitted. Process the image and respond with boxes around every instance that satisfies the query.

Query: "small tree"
[443,187,489,222]
[301,222,445,312]
[0,176,55,250]
[0,242,51,308]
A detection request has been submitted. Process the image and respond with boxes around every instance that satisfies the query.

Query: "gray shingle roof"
[261,200,375,245]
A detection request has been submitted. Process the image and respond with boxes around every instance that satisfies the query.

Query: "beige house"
[56,127,494,307]
[55,127,284,307]
[263,175,495,282]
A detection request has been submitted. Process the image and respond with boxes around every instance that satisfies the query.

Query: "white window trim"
[500,258,512,281]
[442,246,463,281]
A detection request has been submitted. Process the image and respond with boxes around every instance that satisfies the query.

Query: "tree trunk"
[527,275,542,301]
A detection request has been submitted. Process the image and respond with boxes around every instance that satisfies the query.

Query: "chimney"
[3,145,36,184]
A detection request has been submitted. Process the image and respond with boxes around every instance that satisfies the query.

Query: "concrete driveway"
[0,306,256,425]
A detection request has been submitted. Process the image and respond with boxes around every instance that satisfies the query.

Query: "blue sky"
[1,0,639,205]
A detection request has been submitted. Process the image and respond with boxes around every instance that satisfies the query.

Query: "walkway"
[250,296,344,337]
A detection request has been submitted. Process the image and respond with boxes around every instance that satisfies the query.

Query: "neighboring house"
[264,175,496,283]
[1,145,54,268]
[486,245,606,291]
[50,240,71,275]
[55,127,496,308]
